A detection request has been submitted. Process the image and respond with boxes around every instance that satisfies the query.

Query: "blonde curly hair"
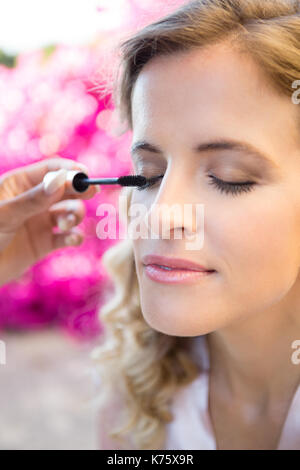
[90,0,300,450]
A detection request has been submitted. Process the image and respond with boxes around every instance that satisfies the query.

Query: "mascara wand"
[72,172,147,193]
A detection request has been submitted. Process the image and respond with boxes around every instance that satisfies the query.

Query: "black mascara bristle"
[118,175,147,187]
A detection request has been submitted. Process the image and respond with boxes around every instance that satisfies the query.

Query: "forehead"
[132,45,265,121]
[131,44,299,162]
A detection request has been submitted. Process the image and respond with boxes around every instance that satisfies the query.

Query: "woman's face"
[129,43,300,337]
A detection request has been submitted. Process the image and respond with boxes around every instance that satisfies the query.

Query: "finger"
[0,169,69,230]
[0,168,100,232]
[29,226,84,264]
[63,185,100,200]
[44,169,100,201]
[0,157,89,189]
[52,229,84,250]
[35,228,84,260]
[64,170,101,199]
[49,199,85,231]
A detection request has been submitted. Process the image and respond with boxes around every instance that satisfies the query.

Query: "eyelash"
[137,173,256,196]
[137,174,164,191]
[207,175,256,195]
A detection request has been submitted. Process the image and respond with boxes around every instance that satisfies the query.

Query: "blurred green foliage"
[0,44,57,68]
[43,44,57,59]
[0,49,17,68]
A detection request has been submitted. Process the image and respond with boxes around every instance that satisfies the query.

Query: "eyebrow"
[130,138,278,168]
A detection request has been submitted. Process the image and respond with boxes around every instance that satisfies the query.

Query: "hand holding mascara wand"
[72,172,164,192]
[0,156,165,288]
[0,156,164,287]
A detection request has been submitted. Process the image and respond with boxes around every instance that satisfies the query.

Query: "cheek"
[131,188,150,205]
[214,193,300,302]
[130,188,300,336]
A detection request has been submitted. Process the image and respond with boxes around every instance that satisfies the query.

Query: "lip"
[143,265,215,284]
[141,254,214,272]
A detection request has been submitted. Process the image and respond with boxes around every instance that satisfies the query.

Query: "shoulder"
[93,378,135,450]
[97,399,126,450]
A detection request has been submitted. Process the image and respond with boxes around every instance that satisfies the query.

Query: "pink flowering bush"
[0,0,184,340]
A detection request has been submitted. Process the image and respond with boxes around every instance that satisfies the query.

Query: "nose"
[145,168,203,241]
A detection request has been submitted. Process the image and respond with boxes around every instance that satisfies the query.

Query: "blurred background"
[0,0,184,450]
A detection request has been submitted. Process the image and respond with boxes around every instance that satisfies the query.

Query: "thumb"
[0,169,68,229]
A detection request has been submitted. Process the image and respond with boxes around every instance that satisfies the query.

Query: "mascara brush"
[72,172,148,193]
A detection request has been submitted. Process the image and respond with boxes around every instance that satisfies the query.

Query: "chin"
[140,304,215,337]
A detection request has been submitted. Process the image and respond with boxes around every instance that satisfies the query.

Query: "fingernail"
[66,200,82,211]
[95,185,101,193]
[64,233,81,246]
[43,169,67,195]
[58,213,76,231]
[76,163,89,173]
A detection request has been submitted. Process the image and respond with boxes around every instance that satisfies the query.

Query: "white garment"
[164,334,300,450]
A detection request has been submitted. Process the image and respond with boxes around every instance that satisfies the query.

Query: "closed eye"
[136,173,256,196]
[137,174,164,191]
[207,174,256,196]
